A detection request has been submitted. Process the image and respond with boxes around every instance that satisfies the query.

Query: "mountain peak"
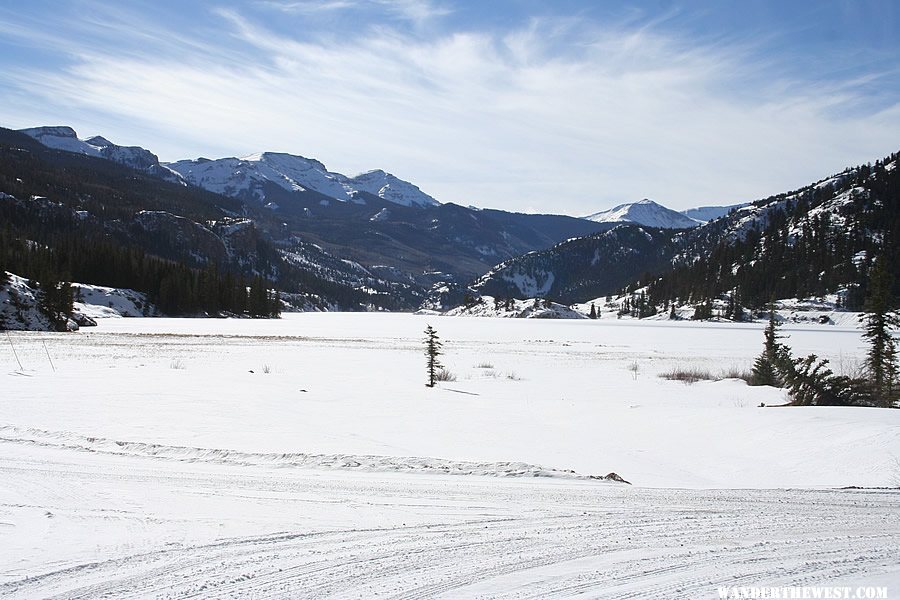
[19,125,78,139]
[85,135,114,146]
[20,125,182,184]
[346,169,439,208]
[583,199,700,229]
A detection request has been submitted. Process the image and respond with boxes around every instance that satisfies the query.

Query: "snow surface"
[1,314,899,596]
[72,283,158,319]
[680,203,748,224]
[446,296,585,319]
[584,199,701,229]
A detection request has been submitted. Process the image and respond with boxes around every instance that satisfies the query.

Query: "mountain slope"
[474,150,899,310]
[472,225,680,304]
[644,152,900,311]
[680,203,748,224]
[584,199,700,229]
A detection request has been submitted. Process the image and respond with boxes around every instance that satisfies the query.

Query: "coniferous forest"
[639,152,900,312]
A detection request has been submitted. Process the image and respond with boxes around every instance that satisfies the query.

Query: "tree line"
[0,227,280,323]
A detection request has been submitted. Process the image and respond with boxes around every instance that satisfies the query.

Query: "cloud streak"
[0,2,898,214]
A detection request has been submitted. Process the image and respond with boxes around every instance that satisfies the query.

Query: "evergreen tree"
[691,300,712,320]
[424,325,443,388]
[37,276,74,332]
[589,303,597,319]
[860,258,900,407]
[751,301,787,387]
[269,289,282,318]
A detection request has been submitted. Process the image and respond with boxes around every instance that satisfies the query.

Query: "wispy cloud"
[1,3,898,214]
[257,0,451,27]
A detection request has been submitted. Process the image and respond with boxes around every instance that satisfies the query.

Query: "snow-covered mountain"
[343,169,438,208]
[18,126,184,183]
[20,126,439,209]
[583,199,700,229]
[165,153,439,208]
[679,203,748,224]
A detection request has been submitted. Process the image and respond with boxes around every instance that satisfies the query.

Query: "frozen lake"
[1,314,898,597]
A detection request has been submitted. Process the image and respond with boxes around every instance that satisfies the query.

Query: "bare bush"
[434,368,456,382]
[627,360,640,380]
[720,367,753,384]
[474,362,494,369]
[660,367,714,384]
[170,359,185,370]
[661,365,753,385]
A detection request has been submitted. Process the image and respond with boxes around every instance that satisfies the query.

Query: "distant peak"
[19,125,78,139]
[583,198,700,229]
[85,135,114,147]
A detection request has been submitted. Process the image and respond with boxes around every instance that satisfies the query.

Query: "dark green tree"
[751,301,787,386]
[424,324,443,388]
[38,276,74,332]
[589,303,597,319]
[860,258,900,407]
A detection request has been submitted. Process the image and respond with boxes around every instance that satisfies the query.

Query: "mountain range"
[4,124,897,320]
[20,126,740,229]
[2,126,610,312]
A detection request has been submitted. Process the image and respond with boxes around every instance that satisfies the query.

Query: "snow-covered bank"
[444,295,585,319]
[0,272,156,331]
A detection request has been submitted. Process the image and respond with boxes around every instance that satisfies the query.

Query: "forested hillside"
[471,150,899,314]
[643,152,899,311]
[0,128,389,317]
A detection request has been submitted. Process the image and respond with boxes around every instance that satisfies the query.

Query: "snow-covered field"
[2,314,899,597]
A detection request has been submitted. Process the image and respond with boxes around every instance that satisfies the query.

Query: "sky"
[1,1,899,215]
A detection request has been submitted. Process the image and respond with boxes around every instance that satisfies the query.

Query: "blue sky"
[1,0,899,214]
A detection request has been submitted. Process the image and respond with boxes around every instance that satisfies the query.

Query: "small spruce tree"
[589,303,597,319]
[860,258,900,407]
[424,325,443,387]
[750,301,787,387]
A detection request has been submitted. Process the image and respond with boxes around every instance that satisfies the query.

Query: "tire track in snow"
[1,437,899,598]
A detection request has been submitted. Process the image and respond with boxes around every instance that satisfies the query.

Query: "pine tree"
[589,303,597,319]
[860,258,900,407]
[269,289,282,318]
[37,275,74,332]
[424,325,443,387]
[751,301,787,386]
